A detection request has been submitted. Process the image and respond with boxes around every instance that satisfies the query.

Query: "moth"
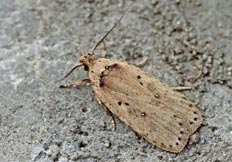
[59,15,203,153]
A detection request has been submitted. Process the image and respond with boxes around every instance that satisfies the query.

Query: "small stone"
[189,133,200,145]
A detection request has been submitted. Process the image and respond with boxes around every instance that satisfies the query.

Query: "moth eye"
[84,65,89,71]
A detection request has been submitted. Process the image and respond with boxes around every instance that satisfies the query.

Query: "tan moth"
[59,15,203,153]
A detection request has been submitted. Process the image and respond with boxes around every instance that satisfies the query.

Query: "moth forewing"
[88,58,203,153]
[60,14,203,152]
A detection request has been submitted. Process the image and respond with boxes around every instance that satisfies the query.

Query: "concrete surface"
[0,0,232,161]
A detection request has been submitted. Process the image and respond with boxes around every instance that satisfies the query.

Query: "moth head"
[79,53,94,69]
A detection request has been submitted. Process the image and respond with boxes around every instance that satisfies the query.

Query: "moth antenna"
[56,64,83,82]
[91,13,125,54]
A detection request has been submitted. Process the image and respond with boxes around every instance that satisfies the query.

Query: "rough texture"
[0,0,231,161]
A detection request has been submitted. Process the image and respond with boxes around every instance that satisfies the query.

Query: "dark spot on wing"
[105,63,119,71]
[141,112,146,116]
[125,102,130,106]
[99,75,104,87]
[137,75,141,79]
[118,101,122,106]
[154,93,160,98]
[99,63,121,87]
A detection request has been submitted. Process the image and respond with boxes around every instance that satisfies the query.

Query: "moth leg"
[133,53,148,67]
[100,41,107,58]
[59,79,91,88]
[101,103,117,130]
[108,111,116,131]
[171,86,192,91]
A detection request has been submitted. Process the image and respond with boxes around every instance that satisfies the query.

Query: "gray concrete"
[0,0,231,161]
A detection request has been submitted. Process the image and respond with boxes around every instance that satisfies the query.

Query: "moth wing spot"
[125,102,130,106]
[118,101,122,106]
[141,112,146,116]
[193,117,198,121]
[99,76,105,87]
[178,137,182,141]
[175,142,179,146]
[140,82,143,86]
[137,75,141,79]
[154,93,160,98]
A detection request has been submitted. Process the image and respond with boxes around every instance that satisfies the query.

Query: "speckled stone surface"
[0,0,231,161]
